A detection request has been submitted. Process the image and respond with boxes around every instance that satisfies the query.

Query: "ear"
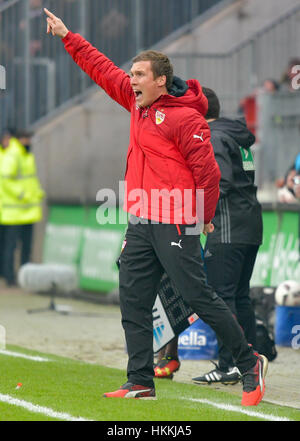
[157,75,167,87]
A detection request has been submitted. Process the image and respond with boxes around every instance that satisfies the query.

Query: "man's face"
[1,134,11,148]
[19,136,31,147]
[130,60,167,108]
[263,80,276,93]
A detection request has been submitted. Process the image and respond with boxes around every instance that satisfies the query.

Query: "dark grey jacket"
[206,117,263,246]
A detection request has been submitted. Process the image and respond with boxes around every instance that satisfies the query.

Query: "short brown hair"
[132,50,174,91]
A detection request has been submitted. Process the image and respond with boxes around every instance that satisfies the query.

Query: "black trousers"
[2,225,19,284]
[119,218,256,388]
[20,224,34,266]
[0,225,6,276]
[2,224,33,284]
[204,243,259,371]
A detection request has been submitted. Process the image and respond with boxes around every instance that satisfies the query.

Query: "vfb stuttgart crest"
[156,110,165,125]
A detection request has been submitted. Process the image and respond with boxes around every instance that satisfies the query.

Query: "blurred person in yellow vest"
[0,130,45,286]
[0,129,13,279]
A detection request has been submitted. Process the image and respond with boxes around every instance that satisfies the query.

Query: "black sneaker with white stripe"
[192,361,241,385]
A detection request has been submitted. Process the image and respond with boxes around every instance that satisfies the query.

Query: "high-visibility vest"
[0,137,45,225]
[0,145,4,221]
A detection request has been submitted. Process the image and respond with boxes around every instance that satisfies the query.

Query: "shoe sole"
[155,374,174,380]
[103,394,157,400]
[255,354,268,405]
[104,396,157,400]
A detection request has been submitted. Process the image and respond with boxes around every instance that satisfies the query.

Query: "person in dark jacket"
[155,88,263,386]
[192,87,263,385]
[44,9,268,406]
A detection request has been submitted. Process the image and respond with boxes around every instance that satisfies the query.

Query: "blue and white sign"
[178,319,218,360]
[153,295,175,353]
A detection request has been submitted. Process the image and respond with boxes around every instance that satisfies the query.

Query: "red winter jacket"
[62,32,220,224]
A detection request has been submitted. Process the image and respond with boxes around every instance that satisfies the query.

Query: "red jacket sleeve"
[62,32,134,112]
[176,112,221,224]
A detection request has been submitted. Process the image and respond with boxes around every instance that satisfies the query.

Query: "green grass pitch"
[0,345,298,422]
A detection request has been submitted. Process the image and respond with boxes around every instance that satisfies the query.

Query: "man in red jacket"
[44,8,268,406]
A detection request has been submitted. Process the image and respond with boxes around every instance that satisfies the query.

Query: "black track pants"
[119,219,256,388]
[204,243,259,371]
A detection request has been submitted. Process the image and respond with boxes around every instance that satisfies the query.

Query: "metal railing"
[0,0,225,132]
[167,3,300,116]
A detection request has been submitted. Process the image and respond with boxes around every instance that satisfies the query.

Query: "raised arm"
[44,8,134,111]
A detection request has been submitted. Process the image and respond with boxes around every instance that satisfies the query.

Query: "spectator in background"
[18,0,44,57]
[277,153,300,203]
[261,79,280,94]
[0,129,12,278]
[0,130,45,286]
[0,139,3,276]
[238,78,280,137]
[277,122,300,203]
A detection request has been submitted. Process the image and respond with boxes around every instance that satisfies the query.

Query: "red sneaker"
[241,354,268,406]
[103,382,156,399]
[154,356,180,379]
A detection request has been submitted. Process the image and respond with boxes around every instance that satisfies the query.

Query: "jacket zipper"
[136,107,149,218]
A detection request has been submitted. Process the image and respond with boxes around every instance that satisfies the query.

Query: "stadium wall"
[31,0,300,262]
[165,0,300,54]
[40,203,299,296]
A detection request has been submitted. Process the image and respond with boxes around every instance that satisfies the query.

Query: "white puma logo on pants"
[171,240,183,249]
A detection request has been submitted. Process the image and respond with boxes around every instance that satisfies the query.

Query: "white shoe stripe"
[125,389,152,398]
[227,367,241,376]
[213,372,221,381]
[259,359,264,390]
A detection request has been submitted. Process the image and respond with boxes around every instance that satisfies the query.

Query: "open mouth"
[134,90,142,98]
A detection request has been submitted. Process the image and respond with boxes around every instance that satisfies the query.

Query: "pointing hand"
[44,8,69,38]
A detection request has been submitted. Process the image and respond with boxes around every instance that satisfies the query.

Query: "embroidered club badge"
[156,110,165,125]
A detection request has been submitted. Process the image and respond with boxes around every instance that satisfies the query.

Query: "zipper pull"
[143,107,149,118]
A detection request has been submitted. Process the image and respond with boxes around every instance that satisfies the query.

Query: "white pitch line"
[0,394,93,421]
[185,398,293,421]
[0,350,50,362]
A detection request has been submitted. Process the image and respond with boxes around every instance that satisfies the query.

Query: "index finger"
[44,8,57,19]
